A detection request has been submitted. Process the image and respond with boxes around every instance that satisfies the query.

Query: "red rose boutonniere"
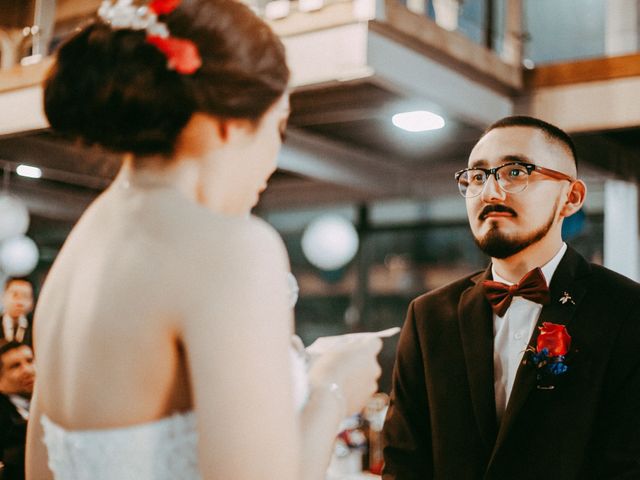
[526,322,571,390]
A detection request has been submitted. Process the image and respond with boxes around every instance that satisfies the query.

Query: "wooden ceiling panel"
[0,0,35,28]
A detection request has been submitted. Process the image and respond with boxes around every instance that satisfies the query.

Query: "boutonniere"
[525,322,571,390]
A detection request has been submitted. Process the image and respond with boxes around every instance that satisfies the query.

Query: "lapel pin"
[559,291,575,305]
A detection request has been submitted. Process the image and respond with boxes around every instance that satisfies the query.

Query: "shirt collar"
[3,313,28,328]
[492,242,567,286]
[8,393,30,409]
[2,314,29,342]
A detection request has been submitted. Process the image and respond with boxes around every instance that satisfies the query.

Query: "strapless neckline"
[41,411,201,480]
[41,410,196,435]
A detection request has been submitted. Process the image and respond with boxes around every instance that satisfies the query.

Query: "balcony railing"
[2,0,640,75]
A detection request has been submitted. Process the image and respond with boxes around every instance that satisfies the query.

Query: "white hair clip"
[96,0,202,74]
[98,0,169,37]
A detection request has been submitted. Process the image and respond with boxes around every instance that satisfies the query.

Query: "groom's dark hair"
[483,115,578,171]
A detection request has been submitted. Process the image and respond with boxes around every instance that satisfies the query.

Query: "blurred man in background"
[1,279,34,346]
[0,340,35,480]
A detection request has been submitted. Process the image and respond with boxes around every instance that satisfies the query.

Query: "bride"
[25,0,383,479]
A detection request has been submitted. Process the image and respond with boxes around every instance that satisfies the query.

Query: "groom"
[382,116,640,479]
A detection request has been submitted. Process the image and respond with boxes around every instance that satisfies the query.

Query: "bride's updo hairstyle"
[44,0,290,157]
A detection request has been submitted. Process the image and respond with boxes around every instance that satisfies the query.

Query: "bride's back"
[35,182,218,428]
[26,1,301,478]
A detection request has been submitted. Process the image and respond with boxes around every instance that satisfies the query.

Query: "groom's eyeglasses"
[454,161,575,198]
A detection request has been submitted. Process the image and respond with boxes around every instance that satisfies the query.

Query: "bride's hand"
[307,336,383,416]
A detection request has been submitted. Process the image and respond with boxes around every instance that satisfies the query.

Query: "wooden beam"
[0,0,35,28]
[518,75,640,133]
[525,53,640,89]
[55,0,100,23]
[0,57,53,93]
[268,0,364,37]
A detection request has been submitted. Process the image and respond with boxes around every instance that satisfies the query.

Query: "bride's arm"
[25,386,54,480]
[180,219,300,480]
[300,338,383,480]
[299,384,346,480]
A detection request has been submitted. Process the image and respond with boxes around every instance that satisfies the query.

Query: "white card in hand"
[306,327,400,356]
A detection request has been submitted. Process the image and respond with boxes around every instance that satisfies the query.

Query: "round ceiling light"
[392,110,445,132]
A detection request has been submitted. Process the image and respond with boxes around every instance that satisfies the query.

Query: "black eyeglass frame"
[454,161,576,198]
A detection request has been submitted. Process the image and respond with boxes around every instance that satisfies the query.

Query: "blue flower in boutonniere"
[525,322,571,390]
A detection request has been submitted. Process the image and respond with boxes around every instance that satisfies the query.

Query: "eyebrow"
[469,153,534,168]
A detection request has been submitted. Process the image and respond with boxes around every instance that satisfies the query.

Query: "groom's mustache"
[479,204,518,220]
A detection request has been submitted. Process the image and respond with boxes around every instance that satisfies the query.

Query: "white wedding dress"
[41,347,308,480]
[41,411,200,480]
[41,274,309,480]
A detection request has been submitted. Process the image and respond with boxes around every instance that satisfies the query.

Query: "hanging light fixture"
[0,162,30,242]
[301,214,359,271]
[0,235,39,276]
[0,162,38,276]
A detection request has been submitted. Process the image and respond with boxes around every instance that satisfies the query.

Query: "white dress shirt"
[492,243,567,422]
[2,314,29,342]
[8,394,30,420]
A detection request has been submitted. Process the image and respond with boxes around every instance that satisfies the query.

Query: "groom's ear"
[559,179,587,218]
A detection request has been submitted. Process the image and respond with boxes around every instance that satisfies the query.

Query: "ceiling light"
[16,165,42,179]
[264,0,290,19]
[392,111,445,132]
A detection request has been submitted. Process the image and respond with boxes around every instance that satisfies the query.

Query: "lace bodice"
[41,411,201,480]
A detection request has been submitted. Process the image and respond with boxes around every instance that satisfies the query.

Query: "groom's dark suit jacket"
[382,247,640,479]
[0,393,28,480]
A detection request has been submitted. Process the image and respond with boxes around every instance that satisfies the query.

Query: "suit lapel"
[489,247,591,460]
[458,267,498,449]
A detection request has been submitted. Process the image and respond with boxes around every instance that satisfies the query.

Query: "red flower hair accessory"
[149,0,182,15]
[146,35,202,74]
[97,0,202,75]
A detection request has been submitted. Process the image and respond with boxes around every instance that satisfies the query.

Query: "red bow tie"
[482,267,550,317]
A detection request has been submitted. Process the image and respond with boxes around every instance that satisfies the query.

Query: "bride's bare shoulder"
[174,208,293,337]
[160,203,290,296]
[177,206,288,268]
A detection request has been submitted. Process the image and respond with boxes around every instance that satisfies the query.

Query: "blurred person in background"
[0,340,35,480]
[1,279,34,347]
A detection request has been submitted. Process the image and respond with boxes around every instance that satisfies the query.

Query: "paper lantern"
[286,272,299,308]
[0,194,29,242]
[0,235,39,276]
[301,215,359,271]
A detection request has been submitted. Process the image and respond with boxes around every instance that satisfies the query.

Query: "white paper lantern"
[286,272,300,308]
[0,194,29,242]
[0,235,39,276]
[301,215,359,271]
